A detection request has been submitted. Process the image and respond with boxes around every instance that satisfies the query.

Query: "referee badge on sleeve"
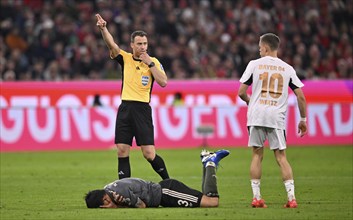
[141,76,149,86]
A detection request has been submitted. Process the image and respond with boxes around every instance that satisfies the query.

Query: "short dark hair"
[260,33,280,51]
[85,190,106,208]
[131,30,147,42]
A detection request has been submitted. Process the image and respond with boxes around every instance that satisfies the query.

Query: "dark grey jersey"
[104,178,162,207]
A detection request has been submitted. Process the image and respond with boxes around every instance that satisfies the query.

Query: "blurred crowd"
[0,0,352,81]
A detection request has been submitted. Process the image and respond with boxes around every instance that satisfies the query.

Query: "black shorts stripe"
[162,188,198,203]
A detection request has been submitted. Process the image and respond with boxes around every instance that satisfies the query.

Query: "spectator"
[0,0,352,81]
[2,70,16,81]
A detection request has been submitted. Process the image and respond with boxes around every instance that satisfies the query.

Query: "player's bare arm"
[140,52,167,87]
[95,14,120,58]
[294,88,308,137]
[238,83,250,105]
[134,198,147,208]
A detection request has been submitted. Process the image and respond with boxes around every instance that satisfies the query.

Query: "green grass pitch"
[1,146,352,220]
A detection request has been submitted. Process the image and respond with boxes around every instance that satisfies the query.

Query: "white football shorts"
[248,126,287,150]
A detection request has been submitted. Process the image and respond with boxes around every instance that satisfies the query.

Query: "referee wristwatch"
[148,62,155,68]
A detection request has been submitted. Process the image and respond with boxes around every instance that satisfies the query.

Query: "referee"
[96,14,169,180]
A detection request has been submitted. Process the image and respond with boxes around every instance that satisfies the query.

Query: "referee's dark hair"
[85,190,106,208]
[131,30,148,42]
[260,33,280,51]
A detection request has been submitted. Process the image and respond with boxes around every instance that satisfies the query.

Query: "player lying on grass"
[85,150,229,208]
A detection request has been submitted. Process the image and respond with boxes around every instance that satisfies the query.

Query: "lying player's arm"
[134,198,146,208]
[111,191,146,208]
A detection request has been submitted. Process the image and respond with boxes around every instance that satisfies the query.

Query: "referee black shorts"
[159,179,203,208]
[115,101,154,146]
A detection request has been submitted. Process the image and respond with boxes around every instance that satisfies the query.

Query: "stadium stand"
[0,0,352,81]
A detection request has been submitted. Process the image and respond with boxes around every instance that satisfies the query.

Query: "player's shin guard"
[203,164,219,197]
[150,154,170,180]
[118,156,131,179]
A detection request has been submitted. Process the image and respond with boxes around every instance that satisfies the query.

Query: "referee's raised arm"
[95,14,120,59]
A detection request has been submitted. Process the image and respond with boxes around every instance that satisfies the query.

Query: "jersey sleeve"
[114,54,123,66]
[289,66,304,90]
[116,49,129,58]
[104,180,143,208]
[113,49,129,67]
[240,60,255,85]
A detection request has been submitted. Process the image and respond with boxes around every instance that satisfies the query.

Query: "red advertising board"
[0,80,352,152]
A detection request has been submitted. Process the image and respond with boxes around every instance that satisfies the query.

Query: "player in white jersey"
[238,33,307,208]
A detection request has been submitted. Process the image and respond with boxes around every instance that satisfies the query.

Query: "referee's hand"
[96,14,106,30]
[139,52,152,65]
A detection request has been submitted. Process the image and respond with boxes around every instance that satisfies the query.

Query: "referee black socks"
[150,154,170,180]
[118,156,131,179]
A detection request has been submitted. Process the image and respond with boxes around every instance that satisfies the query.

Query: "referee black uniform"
[114,49,163,146]
[112,48,169,180]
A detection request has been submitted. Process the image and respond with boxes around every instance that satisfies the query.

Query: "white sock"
[251,179,261,199]
[205,161,216,167]
[284,180,295,201]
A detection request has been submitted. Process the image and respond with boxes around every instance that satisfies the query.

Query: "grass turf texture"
[0,146,352,220]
